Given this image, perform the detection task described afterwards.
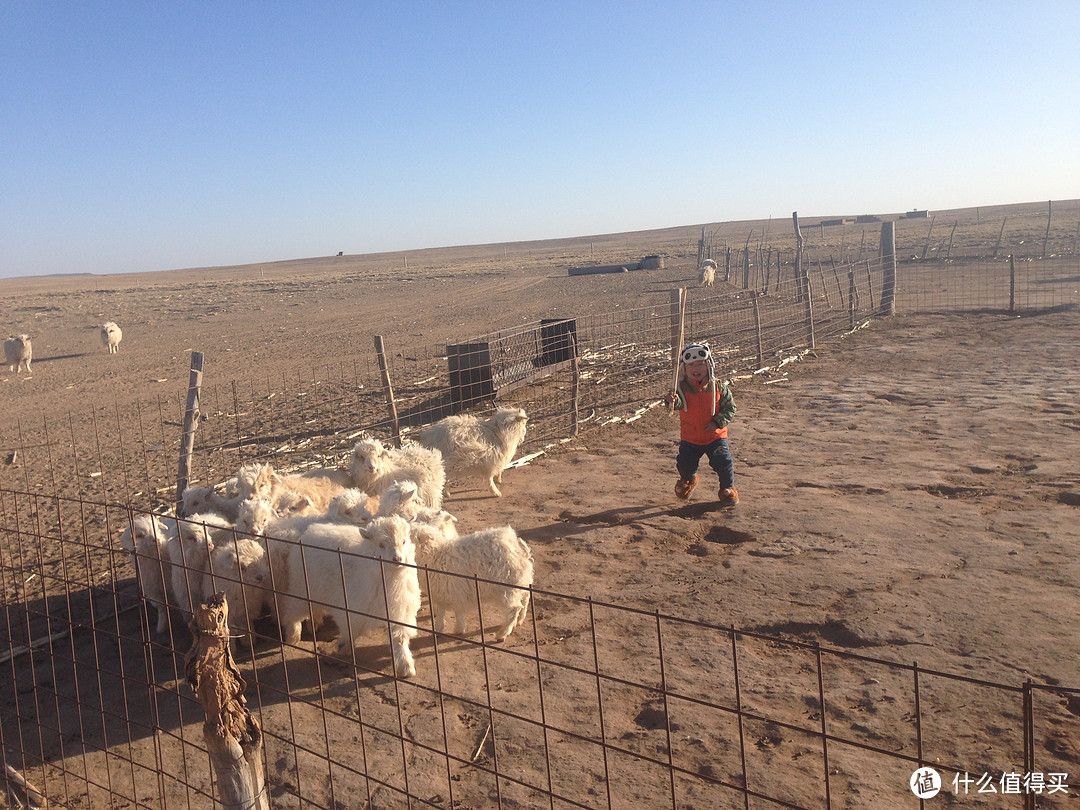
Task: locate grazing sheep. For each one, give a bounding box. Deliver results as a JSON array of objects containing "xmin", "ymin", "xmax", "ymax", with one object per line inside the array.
[
  {"xmin": 100, "ymin": 321, "xmax": 123, "ymax": 353},
  {"xmin": 262, "ymin": 516, "xmax": 421, "ymax": 678},
  {"xmin": 413, "ymin": 524, "xmax": 533, "ymax": 642},
  {"xmin": 419, "ymin": 407, "xmax": 528, "ymax": 496},
  {"xmin": 4, "ymin": 335, "xmax": 32, "ymax": 374},
  {"xmin": 349, "ymin": 436, "xmax": 446, "ymax": 508},
  {"xmin": 119, "ymin": 513, "xmax": 178, "ymax": 635},
  {"xmin": 699, "ymin": 259, "xmax": 717, "ymax": 287},
  {"xmin": 169, "ymin": 512, "xmax": 233, "ymax": 617}
]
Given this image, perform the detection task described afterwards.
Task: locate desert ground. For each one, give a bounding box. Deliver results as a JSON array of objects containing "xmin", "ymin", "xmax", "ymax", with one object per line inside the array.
[{"xmin": 2, "ymin": 203, "xmax": 1079, "ymax": 808}]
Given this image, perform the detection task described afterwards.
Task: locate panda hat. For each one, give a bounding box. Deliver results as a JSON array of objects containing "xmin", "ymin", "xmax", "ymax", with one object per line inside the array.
[{"xmin": 678, "ymin": 342, "xmax": 718, "ymax": 416}]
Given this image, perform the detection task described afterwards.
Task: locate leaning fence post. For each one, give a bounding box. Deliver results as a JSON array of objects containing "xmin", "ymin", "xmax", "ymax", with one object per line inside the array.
[
  {"xmin": 879, "ymin": 221, "xmax": 897, "ymax": 315},
  {"xmin": 185, "ymin": 593, "xmax": 269, "ymax": 810},
  {"xmin": 1009, "ymin": 254, "xmax": 1016, "ymax": 313},
  {"xmin": 373, "ymin": 335, "xmax": 401, "ymax": 448},
  {"xmin": 176, "ymin": 351, "xmax": 204, "ymax": 514}
]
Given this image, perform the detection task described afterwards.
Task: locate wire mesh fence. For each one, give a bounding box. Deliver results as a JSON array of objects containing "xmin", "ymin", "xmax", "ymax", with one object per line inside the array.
[
  {"xmin": 2, "ymin": 248, "xmax": 1079, "ymax": 808},
  {"xmin": 2, "ymin": 493, "xmax": 1078, "ymax": 808}
]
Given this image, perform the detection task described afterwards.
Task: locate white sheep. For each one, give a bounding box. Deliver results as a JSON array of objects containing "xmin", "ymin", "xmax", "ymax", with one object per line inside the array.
[
  {"xmin": 376, "ymin": 479, "xmax": 422, "ymax": 520},
  {"xmin": 349, "ymin": 436, "xmax": 445, "ymax": 508},
  {"xmin": 4, "ymin": 334, "xmax": 32, "ymax": 374},
  {"xmin": 119, "ymin": 513, "xmax": 178, "ymax": 635},
  {"xmin": 419, "ymin": 406, "xmax": 528, "ymax": 496},
  {"xmin": 413, "ymin": 524, "xmax": 533, "ymax": 642},
  {"xmin": 260, "ymin": 516, "xmax": 421, "ymax": 678},
  {"xmin": 100, "ymin": 321, "xmax": 123, "ymax": 353},
  {"xmin": 233, "ymin": 461, "xmax": 346, "ymax": 515},
  {"xmin": 205, "ymin": 534, "xmax": 271, "ymax": 645},
  {"xmin": 326, "ymin": 488, "xmax": 376, "ymax": 524},
  {"xmin": 181, "ymin": 485, "xmax": 243, "ymax": 521},
  {"xmin": 168, "ymin": 511, "xmax": 233, "ymax": 617},
  {"xmin": 699, "ymin": 259, "xmax": 717, "ymax": 287}
]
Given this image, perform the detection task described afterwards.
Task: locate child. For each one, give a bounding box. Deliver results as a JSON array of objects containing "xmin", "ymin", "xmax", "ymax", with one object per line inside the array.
[{"xmin": 665, "ymin": 342, "xmax": 738, "ymax": 505}]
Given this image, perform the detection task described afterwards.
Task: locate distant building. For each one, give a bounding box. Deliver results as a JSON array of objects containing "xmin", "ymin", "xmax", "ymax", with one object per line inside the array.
[{"xmin": 902, "ymin": 209, "xmax": 929, "ymax": 219}]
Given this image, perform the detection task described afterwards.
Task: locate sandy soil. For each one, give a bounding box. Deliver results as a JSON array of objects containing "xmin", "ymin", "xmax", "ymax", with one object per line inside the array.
[{"xmin": 2, "ymin": 216, "xmax": 1079, "ymax": 807}]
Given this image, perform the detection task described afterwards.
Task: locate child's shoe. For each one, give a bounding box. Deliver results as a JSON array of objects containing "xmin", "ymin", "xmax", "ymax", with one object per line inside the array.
[
  {"xmin": 675, "ymin": 474, "xmax": 699, "ymax": 500},
  {"xmin": 718, "ymin": 487, "xmax": 740, "ymax": 506}
]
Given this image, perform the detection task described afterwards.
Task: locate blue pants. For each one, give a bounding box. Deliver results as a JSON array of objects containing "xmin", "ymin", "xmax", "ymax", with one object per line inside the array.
[{"xmin": 676, "ymin": 438, "xmax": 734, "ymax": 489}]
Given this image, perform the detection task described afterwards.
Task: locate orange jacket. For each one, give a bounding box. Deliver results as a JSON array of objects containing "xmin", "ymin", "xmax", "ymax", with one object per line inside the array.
[{"xmin": 675, "ymin": 379, "xmax": 736, "ymax": 445}]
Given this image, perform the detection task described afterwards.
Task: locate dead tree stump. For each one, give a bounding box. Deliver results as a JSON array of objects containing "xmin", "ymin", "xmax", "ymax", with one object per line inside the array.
[{"xmin": 184, "ymin": 593, "xmax": 269, "ymax": 810}]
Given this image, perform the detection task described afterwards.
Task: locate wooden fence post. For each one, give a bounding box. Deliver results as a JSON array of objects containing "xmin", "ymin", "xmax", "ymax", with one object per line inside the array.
[
  {"xmin": 792, "ymin": 212, "xmax": 806, "ymax": 303},
  {"xmin": 1009, "ymin": 254, "xmax": 1016, "ymax": 313},
  {"xmin": 993, "ymin": 217, "xmax": 1007, "ymax": 259},
  {"xmin": 879, "ymin": 222, "xmax": 896, "ymax": 316},
  {"xmin": 752, "ymin": 292, "xmax": 764, "ymax": 369},
  {"xmin": 569, "ymin": 330, "xmax": 581, "ymax": 437},
  {"xmin": 185, "ymin": 593, "xmax": 269, "ymax": 810},
  {"xmin": 848, "ymin": 267, "xmax": 857, "ymax": 330},
  {"xmin": 176, "ymin": 351, "xmax": 204, "ymax": 514},
  {"xmin": 373, "ymin": 335, "xmax": 401, "ymax": 448}
]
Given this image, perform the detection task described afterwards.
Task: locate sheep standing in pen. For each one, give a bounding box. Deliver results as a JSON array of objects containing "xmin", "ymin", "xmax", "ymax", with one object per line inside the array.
[
  {"xmin": 413, "ymin": 523, "xmax": 533, "ymax": 642},
  {"xmin": 699, "ymin": 259, "xmax": 717, "ymax": 287},
  {"xmin": 4, "ymin": 335, "xmax": 32, "ymax": 373},
  {"xmin": 326, "ymin": 488, "xmax": 376, "ymax": 524},
  {"xmin": 205, "ymin": 535, "xmax": 271, "ymax": 646},
  {"xmin": 100, "ymin": 321, "xmax": 123, "ymax": 353},
  {"xmin": 348, "ymin": 436, "xmax": 446, "ymax": 508},
  {"xmin": 257, "ymin": 516, "xmax": 421, "ymax": 678},
  {"xmin": 419, "ymin": 406, "xmax": 528, "ymax": 497},
  {"xmin": 181, "ymin": 484, "xmax": 243, "ymax": 521},
  {"xmin": 119, "ymin": 513, "xmax": 178, "ymax": 635},
  {"xmin": 168, "ymin": 512, "xmax": 233, "ymax": 617},
  {"xmin": 233, "ymin": 461, "xmax": 347, "ymax": 516}
]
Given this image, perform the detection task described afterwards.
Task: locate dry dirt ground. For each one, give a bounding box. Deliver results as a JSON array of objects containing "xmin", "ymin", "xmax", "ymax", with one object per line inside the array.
[{"xmin": 2, "ymin": 228, "xmax": 1080, "ymax": 807}]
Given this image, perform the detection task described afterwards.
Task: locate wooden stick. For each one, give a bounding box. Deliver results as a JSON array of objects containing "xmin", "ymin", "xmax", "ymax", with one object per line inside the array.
[
  {"xmin": 5, "ymin": 764, "xmax": 48, "ymax": 808},
  {"xmin": 670, "ymin": 288, "xmax": 686, "ymax": 415}
]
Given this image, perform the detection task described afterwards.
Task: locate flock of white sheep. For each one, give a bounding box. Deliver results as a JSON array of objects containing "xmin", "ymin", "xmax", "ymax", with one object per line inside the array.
[
  {"xmin": 3, "ymin": 321, "xmax": 123, "ymax": 374},
  {"xmin": 120, "ymin": 406, "xmax": 532, "ymax": 679}
]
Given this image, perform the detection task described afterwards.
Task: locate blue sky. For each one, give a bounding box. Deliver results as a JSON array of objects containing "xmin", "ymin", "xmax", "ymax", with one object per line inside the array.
[{"xmin": 2, "ymin": 2, "xmax": 1078, "ymax": 279}]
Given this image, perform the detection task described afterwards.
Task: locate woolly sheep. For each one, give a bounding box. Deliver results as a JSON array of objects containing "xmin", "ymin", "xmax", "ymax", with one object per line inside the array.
[
  {"xmin": 699, "ymin": 259, "xmax": 717, "ymax": 287},
  {"xmin": 4, "ymin": 334, "xmax": 32, "ymax": 374},
  {"xmin": 233, "ymin": 461, "xmax": 346, "ymax": 515},
  {"xmin": 326, "ymin": 488, "xmax": 376, "ymax": 524},
  {"xmin": 169, "ymin": 512, "xmax": 233, "ymax": 617},
  {"xmin": 119, "ymin": 513, "xmax": 178, "ymax": 635},
  {"xmin": 205, "ymin": 535, "xmax": 271, "ymax": 645},
  {"xmin": 181, "ymin": 485, "xmax": 243, "ymax": 521},
  {"xmin": 376, "ymin": 479, "xmax": 422, "ymax": 520},
  {"xmin": 349, "ymin": 436, "xmax": 445, "ymax": 508},
  {"xmin": 100, "ymin": 321, "xmax": 123, "ymax": 353},
  {"xmin": 259, "ymin": 517, "xmax": 421, "ymax": 678},
  {"xmin": 413, "ymin": 524, "xmax": 533, "ymax": 642},
  {"xmin": 419, "ymin": 407, "xmax": 528, "ymax": 496}
]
